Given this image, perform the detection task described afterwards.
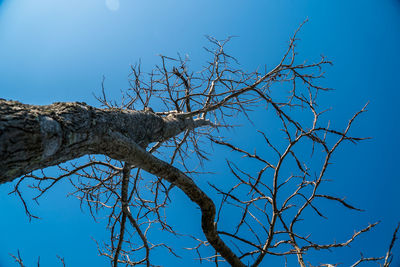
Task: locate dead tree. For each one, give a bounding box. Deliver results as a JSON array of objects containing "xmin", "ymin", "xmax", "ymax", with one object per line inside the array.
[{"xmin": 1, "ymin": 23, "xmax": 397, "ymax": 266}]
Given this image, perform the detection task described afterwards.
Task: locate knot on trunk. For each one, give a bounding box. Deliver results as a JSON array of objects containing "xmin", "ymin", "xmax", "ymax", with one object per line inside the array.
[{"xmin": 39, "ymin": 116, "xmax": 62, "ymax": 158}]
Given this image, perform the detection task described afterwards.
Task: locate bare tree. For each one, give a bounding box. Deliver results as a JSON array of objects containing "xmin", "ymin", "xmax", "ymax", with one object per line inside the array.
[{"xmin": 1, "ymin": 22, "xmax": 397, "ymax": 266}]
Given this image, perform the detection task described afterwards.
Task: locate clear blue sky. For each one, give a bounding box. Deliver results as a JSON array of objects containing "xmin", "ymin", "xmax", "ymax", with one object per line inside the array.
[{"xmin": 0, "ymin": 0, "xmax": 399, "ymax": 266}]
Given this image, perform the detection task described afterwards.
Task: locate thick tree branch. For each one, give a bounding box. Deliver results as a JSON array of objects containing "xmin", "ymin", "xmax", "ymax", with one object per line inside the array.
[{"xmin": 103, "ymin": 130, "xmax": 246, "ymax": 266}]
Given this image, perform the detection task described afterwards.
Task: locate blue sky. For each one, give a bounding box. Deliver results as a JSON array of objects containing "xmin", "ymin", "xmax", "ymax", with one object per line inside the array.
[{"xmin": 0, "ymin": 0, "xmax": 399, "ymax": 266}]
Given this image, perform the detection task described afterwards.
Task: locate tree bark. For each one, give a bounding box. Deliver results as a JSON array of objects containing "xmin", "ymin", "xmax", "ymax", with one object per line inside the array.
[{"xmin": 0, "ymin": 99, "xmax": 209, "ymax": 183}]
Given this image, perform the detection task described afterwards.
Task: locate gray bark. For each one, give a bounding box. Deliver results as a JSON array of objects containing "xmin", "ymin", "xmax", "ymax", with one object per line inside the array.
[{"xmin": 0, "ymin": 99, "xmax": 208, "ymax": 183}]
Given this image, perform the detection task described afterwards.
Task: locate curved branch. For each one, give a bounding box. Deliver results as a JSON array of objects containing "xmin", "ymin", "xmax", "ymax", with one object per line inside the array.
[{"xmin": 104, "ymin": 131, "xmax": 245, "ymax": 267}]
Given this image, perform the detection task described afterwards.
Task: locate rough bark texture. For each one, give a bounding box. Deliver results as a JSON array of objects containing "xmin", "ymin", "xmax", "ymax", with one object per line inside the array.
[{"xmin": 0, "ymin": 99, "xmax": 206, "ymax": 183}]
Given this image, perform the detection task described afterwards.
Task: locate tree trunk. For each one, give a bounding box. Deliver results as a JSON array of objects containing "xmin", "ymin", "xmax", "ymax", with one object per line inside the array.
[{"xmin": 0, "ymin": 99, "xmax": 207, "ymax": 183}]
